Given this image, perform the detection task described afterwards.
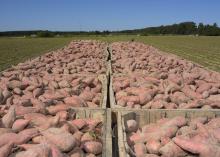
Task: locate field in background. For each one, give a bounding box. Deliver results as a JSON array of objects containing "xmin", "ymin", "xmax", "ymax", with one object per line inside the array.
[
  {"xmin": 0, "ymin": 37, "xmax": 72, "ymax": 71},
  {"xmin": 0, "ymin": 35, "xmax": 220, "ymax": 72}
]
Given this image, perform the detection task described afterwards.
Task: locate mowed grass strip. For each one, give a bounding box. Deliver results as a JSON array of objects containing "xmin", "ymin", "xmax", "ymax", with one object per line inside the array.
[{"xmin": 0, "ymin": 35, "xmax": 219, "ymax": 72}]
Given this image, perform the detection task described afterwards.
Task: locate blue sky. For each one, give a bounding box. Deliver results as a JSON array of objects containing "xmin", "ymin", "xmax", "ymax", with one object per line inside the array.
[{"xmin": 0, "ymin": 0, "xmax": 219, "ymax": 31}]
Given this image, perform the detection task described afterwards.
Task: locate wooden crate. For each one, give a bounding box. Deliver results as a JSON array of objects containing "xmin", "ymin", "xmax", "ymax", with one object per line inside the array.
[{"xmin": 116, "ymin": 109, "xmax": 220, "ymax": 157}]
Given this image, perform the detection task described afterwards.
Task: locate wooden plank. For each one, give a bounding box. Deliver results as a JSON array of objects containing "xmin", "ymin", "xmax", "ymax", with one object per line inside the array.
[{"xmin": 105, "ymin": 109, "xmax": 112, "ymax": 157}]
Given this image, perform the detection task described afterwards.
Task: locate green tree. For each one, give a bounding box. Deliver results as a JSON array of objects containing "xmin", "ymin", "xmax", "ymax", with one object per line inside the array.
[{"xmin": 37, "ymin": 31, "xmax": 54, "ymax": 37}]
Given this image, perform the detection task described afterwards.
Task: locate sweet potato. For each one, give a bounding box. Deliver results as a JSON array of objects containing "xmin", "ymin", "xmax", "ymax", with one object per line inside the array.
[
  {"xmin": 207, "ymin": 94, "xmax": 220, "ymax": 102},
  {"xmin": 150, "ymin": 100, "xmax": 166, "ymax": 109},
  {"xmin": 170, "ymin": 92, "xmax": 189, "ymax": 105},
  {"xmin": 134, "ymin": 143, "xmax": 146, "ymax": 157},
  {"xmin": 48, "ymin": 142, "xmax": 64, "ymax": 157},
  {"xmin": 81, "ymin": 132, "xmax": 95, "ymax": 143},
  {"xmin": 12, "ymin": 119, "xmax": 29, "ymax": 132},
  {"xmin": 159, "ymin": 141, "xmax": 187, "ymax": 157},
  {"xmin": 33, "ymin": 88, "xmax": 44, "ymax": 98},
  {"xmin": 46, "ymin": 104, "xmax": 70, "ymax": 115},
  {"xmin": 1, "ymin": 89, "xmax": 11, "ymax": 104},
  {"xmin": 115, "ymin": 91, "xmax": 127, "ymax": 101},
  {"xmin": 79, "ymin": 90, "xmax": 95, "ymax": 101},
  {"xmin": 17, "ymin": 143, "xmax": 37, "ymax": 150},
  {"xmin": 0, "ymin": 128, "xmax": 38, "ymax": 147},
  {"xmin": 1, "ymin": 106, "xmax": 16, "ymax": 128},
  {"xmin": 83, "ymin": 141, "xmax": 102, "ymax": 155},
  {"xmin": 173, "ymin": 136, "xmax": 220, "ymax": 157},
  {"xmin": 182, "ymin": 86, "xmax": 202, "ymax": 99},
  {"xmin": 73, "ymin": 131, "xmax": 83, "ymax": 146},
  {"xmin": 179, "ymin": 100, "xmax": 203, "ymax": 109},
  {"xmin": 0, "ymin": 142, "xmax": 13, "ymax": 157},
  {"xmin": 126, "ymin": 120, "xmax": 138, "ymax": 132},
  {"xmin": 207, "ymin": 117, "xmax": 220, "ymax": 129},
  {"xmin": 15, "ymin": 106, "xmax": 39, "ymax": 116},
  {"xmin": 160, "ymin": 136, "xmax": 171, "ymax": 146},
  {"xmin": 64, "ymin": 96, "xmax": 87, "ymax": 107},
  {"xmin": 7, "ymin": 80, "xmax": 28, "ymax": 90},
  {"xmin": 144, "ymin": 154, "xmax": 159, "ymax": 157},
  {"xmin": 189, "ymin": 117, "xmax": 208, "ymax": 129},
  {"xmin": 87, "ymin": 102, "xmax": 98, "ymax": 108},
  {"xmin": 42, "ymin": 127, "xmax": 76, "ymax": 152},
  {"xmin": 56, "ymin": 111, "xmax": 68, "ymax": 122},
  {"xmin": 91, "ymin": 84, "xmax": 102, "ymax": 93},
  {"xmin": 17, "ymin": 128, "xmax": 39, "ymax": 144},
  {"xmin": 146, "ymin": 139, "xmax": 161, "ymax": 154},
  {"xmin": 83, "ymin": 77, "xmax": 95, "ymax": 85},
  {"xmin": 121, "ymin": 96, "xmax": 140, "ymax": 104},
  {"xmin": 0, "ymin": 128, "xmax": 13, "ymax": 136},
  {"xmin": 15, "ymin": 143, "xmax": 51, "ymax": 157},
  {"xmin": 58, "ymin": 80, "xmax": 71, "ymax": 88},
  {"xmin": 168, "ymin": 74, "xmax": 182, "ymax": 85},
  {"xmin": 32, "ymin": 135, "xmax": 45, "ymax": 144},
  {"xmin": 139, "ymin": 90, "xmax": 156, "ymax": 105},
  {"xmin": 164, "ymin": 116, "xmax": 187, "ymax": 127},
  {"xmin": 176, "ymin": 126, "xmax": 193, "ymax": 136},
  {"xmin": 24, "ymin": 113, "xmax": 47, "ymax": 126},
  {"xmin": 13, "ymin": 87, "xmax": 22, "ymax": 95},
  {"xmin": 196, "ymin": 83, "xmax": 212, "ymax": 94},
  {"xmin": 0, "ymin": 133, "xmax": 17, "ymax": 147},
  {"xmin": 69, "ymin": 147, "xmax": 84, "ymax": 157},
  {"xmin": 71, "ymin": 119, "xmax": 87, "ymax": 130}
]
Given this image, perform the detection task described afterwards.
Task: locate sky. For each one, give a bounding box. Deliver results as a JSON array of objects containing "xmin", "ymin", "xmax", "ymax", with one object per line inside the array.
[{"xmin": 0, "ymin": 0, "xmax": 219, "ymax": 31}]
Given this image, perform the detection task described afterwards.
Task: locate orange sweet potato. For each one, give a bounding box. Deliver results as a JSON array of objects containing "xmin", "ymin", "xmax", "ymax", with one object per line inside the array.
[
  {"xmin": 83, "ymin": 141, "xmax": 102, "ymax": 155},
  {"xmin": 15, "ymin": 143, "xmax": 51, "ymax": 157},
  {"xmin": 12, "ymin": 119, "xmax": 29, "ymax": 132},
  {"xmin": 126, "ymin": 120, "xmax": 138, "ymax": 132},
  {"xmin": 79, "ymin": 90, "xmax": 95, "ymax": 101},
  {"xmin": 71, "ymin": 119, "xmax": 87, "ymax": 130},
  {"xmin": 146, "ymin": 139, "xmax": 161, "ymax": 154},
  {"xmin": 46, "ymin": 104, "xmax": 70, "ymax": 115},
  {"xmin": 1, "ymin": 106, "xmax": 16, "ymax": 128},
  {"xmin": 81, "ymin": 132, "xmax": 95, "ymax": 143},
  {"xmin": 0, "ymin": 142, "xmax": 13, "ymax": 157},
  {"xmin": 42, "ymin": 127, "xmax": 76, "ymax": 152},
  {"xmin": 134, "ymin": 143, "xmax": 146, "ymax": 157},
  {"xmin": 159, "ymin": 141, "xmax": 187, "ymax": 157},
  {"xmin": 64, "ymin": 96, "xmax": 87, "ymax": 107}
]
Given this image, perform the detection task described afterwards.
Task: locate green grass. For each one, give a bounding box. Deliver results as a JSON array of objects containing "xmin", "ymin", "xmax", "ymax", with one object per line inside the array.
[
  {"xmin": 0, "ymin": 35, "xmax": 220, "ymax": 72},
  {"xmin": 0, "ymin": 37, "xmax": 74, "ymax": 71}
]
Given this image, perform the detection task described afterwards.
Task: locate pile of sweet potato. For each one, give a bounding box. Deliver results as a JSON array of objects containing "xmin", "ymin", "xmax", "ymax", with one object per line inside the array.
[
  {"xmin": 0, "ymin": 74, "xmax": 103, "ymax": 109},
  {"xmin": 111, "ymin": 41, "xmax": 220, "ymax": 109},
  {"xmin": 0, "ymin": 107, "xmax": 103, "ymax": 157},
  {"xmin": 113, "ymin": 74, "xmax": 220, "ymax": 109},
  {"xmin": 1, "ymin": 40, "xmax": 107, "ymax": 76},
  {"xmin": 111, "ymin": 42, "xmax": 220, "ymax": 82},
  {"xmin": 0, "ymin": 40, "xmax": 107, "ymax": 156},
  {"xmin": 125, "ymin": 116, "xmax": 220, "ymax": 157},
  {"xmin": 111, "ymin": 42, "xmax": 198, "ymax": 75}
]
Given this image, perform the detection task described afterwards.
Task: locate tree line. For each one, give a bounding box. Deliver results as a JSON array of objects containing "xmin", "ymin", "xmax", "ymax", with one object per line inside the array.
[
  {"xmin": 0, "ymin": 22, "xmax": 220, "ymax": 37},
  {"xmin": 122, "ymin": 22, "xmax": 220, "ymax": 36}
]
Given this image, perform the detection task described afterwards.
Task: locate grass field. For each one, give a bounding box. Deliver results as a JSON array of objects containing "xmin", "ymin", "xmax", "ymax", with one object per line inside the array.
[{"xmin": 0, "ymin": 35, "xmax": 220, "ymax": 72}]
